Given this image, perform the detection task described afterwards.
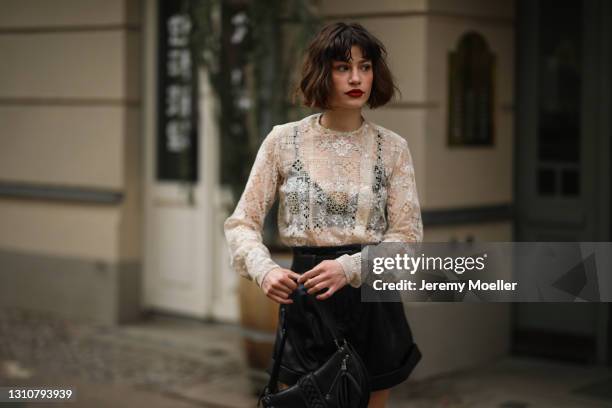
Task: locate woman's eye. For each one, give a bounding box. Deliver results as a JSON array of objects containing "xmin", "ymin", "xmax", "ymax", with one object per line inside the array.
[{"xmin": 334, "ymin": 64, "xmax": 371, "ymax": 72}]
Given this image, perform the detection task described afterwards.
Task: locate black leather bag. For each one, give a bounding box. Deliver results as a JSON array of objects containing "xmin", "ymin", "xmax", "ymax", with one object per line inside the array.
[{"xmin": 258, "ymin": 300, "xmax": 371, "ymax": 407}]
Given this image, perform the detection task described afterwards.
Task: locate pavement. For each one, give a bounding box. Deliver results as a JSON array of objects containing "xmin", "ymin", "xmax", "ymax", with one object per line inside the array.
[{"xmin": 1, "ymin": 306, "xmax": 611, "ymax": 407}]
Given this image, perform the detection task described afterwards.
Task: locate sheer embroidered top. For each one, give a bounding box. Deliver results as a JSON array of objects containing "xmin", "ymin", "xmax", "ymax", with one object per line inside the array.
[{"xmin": 224, "ymin": 112, "xmax": 423, "ymax": 288}]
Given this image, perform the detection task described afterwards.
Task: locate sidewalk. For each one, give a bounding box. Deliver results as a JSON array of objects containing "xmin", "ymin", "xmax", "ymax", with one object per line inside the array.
[{"xmin": 1, "ymin": 307, "xmax": 611, "ymax": 407}]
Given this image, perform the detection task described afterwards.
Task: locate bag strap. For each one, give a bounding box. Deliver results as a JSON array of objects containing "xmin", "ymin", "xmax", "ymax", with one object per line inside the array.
[
  {"xmin": 263, "ymin": 296, "xmax": 345, "ymax": 398},
  {"xmin": 262, "ymin": 304, "xmax": 287, "ymax": 397},
  {"xmin": 310, "ymin": 297, "xmax": 346, "ymax": 348}
]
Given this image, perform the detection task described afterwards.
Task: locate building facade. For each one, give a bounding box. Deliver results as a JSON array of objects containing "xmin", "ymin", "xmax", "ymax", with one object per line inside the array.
[{"xmin": 1, "ymin": 0, "xmax": 610, "ymax": 380}]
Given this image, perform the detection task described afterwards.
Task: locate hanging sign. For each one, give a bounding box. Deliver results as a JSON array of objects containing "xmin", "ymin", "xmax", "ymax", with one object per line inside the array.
[{"xmin": 157, "ymin": 0, "xmax": 199, "ymax": 181}]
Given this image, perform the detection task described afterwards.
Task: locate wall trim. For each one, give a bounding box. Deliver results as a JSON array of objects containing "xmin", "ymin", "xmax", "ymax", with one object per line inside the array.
[
  {"xmin": 0, "ymin": 182, "xmax": 124, "ymax": 205},
  {"xmin": 386, "ymin": 101, "xmax": 440, "ymax": 109},
  {"xmin": 321, "ymin": 11, "xmax": 514, "ymax": 25},
  {"xmin": 422, "ymin": 204, "xmax": 514, "ymax": 226},
  {"xmin": 374, "ymin": 101, "xmax": 514, "ymax": 110},
  {"xmin": 0, "ymin": 24, "xmax": 141, "ymax": 35},
  {"xmin": 0, "ymin": 98, "xmax": 140, "ymax": 107}
]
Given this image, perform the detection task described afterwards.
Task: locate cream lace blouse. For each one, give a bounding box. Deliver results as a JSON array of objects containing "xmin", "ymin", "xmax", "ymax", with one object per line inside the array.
[{"xmin": 224, "ymin": 112, "xmax": 423, "ymax": 288}]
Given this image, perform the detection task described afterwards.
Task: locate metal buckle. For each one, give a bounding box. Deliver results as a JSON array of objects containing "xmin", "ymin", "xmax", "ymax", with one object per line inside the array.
[{"xmin": 334, "ymin": 338, "xmax": 347, "ymax": 349}]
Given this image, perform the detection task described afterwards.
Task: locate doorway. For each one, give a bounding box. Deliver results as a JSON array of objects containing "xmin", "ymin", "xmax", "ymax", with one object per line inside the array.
[{"xmin": 514, "ymin": 0, "xmax": 611, "ymax": 364}]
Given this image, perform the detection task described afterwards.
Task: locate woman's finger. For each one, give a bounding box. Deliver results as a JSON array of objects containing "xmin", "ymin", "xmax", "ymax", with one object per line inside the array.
[
  {"xmin": 272, "ymin": 281, "xmax": 292, "ymax": 294},
  {"xmin": 268, "ymin": 287, "xmax": 292, "ymax": 299},
  {"xmin": 268, "ymin": 293, "xmax": 293, "ymax": 304},
  {"xmin": 297, "ymin": 265, "xmax": 323, "ymax": 283},
  {"xmin": 287, "ymin": 271, "xmax": 301, "ymax": 281},
  {"xmin": 271, "ymin": 276, "xmax": 295, "ymax": 293},
  {"xmin": 280, "ymin": 275, "xmax": 298, "ymax": 290},
  {"xmin": 270, "ymin": 285, "xmax": 292, "ymax": 297},
  {"xmin": 304, "ymin": 272, "xmax": 327, "ymax": 289},
  {"xmin": 316, "ymin": 286, "xmax": 336, "ymax": 300},
  {"xmin": 307, "ymin": 280, "xmax": 330, "ymax": 295}
]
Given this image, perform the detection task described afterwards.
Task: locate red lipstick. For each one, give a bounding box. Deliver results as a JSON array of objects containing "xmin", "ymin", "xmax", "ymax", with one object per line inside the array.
[{"xmin": 345, "ymin": 89, "xmax": 364, "ymax": 97}]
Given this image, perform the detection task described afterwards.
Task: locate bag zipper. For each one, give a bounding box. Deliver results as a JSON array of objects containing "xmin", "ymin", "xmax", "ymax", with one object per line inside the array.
[{"xmin": 325, "ymin": 354, "xmax": 349, "ymax": 399}]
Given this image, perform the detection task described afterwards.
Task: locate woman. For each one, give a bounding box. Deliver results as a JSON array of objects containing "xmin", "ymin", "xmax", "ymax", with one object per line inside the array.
[{"xmin": 224, "ymin": 22, "xmax": 423, "ymax": 407}]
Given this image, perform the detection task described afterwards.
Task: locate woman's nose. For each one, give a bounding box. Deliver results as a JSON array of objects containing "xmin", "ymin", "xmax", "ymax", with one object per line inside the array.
[{"xmin": 349, "ymin": 69, "xmax": 361, "ymax": 84}]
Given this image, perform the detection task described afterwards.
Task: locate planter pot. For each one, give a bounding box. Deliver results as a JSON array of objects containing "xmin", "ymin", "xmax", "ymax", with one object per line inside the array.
[{"xmin": 238, "ymin": 252, "xmax": 292, "ymax": 394}]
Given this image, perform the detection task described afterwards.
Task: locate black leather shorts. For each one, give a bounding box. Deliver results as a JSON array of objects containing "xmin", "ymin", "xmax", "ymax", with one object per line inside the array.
[{"xmin": 266, "ymin": 244, "xmax": 422, "ymax": 391}]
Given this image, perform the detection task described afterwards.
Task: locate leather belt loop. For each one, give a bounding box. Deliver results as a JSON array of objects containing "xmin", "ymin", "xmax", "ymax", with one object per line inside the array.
[
  {"xmin": 305, "ymin": 254, "xmax": 317, "ymax": 270},
  {"xmin": 292, "ymin": 253, "xmax": 317, "ymax": 273}
]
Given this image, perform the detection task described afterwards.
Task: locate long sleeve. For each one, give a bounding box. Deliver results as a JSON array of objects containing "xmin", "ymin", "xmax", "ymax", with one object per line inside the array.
[
  {"xmin": 224, "ymin": 127, "xmax": 282, "ymax": 288},
  {"xmin": 336, "ymin": 138, "xmax": 423, "ymax": 287},
  {"xmin": 380, "ymin": 139, "xmax": 423, "ymax": 244}
]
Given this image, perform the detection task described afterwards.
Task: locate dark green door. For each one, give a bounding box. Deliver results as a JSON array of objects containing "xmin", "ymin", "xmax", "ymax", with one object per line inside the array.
[{"xmin": 515, "ymin": 0, "xmax": 612, "ymax": 364}]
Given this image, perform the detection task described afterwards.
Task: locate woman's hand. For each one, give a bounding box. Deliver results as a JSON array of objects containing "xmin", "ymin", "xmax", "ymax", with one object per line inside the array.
[
  {"xmin": 261, "ymin": 268, "xmax": 300, "ymax": 304},
  {"xmin": 297, "ymin": 260, "xmax": 348, "ymax": 300}
]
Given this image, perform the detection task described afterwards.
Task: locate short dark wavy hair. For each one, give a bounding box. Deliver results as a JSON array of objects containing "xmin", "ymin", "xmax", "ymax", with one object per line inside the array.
[{"xmin": 293, "ymin": 22, "xmax": 399, "ymax": 110}]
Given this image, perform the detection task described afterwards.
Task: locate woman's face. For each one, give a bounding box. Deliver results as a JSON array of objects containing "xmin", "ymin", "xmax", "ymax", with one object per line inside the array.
[{"xmin": 327, "ymin": 45, "xmax": 373, "ymax": 110}]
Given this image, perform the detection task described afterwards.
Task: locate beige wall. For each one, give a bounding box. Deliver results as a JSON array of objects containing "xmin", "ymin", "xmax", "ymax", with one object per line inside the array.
[
  {"xmin": 428, "ymin": 0, "xmax": 514, "ymax": 19},
  {"xmin": 425, "ymin": 9, "xmax": 514, "ymax": 210},
  {"xmin": 0, "ymin": 106, "xmax": 124, "ymax": 189},
  {"xmin": 0, "ymin": 0, "xmax": 142, "ymax": 263},
  {"xmin": 0, "ymin": 0, "xmax": 140, "ymax": 28},
  {"xmin": 320, "ymin": 0, "xmax": 428, "ymax": 15},
  {"xmin": 0, "ymin": 31, "xmax": 139, "ymax": 100},
  {"xmin": 319, "ymin": 0, "xmax": 514, "ymax": 18}
]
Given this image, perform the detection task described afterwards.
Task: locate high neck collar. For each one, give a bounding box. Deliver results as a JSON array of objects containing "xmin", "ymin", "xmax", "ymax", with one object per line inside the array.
[{"xmin": 313, "ymin": 112, "xmax": 369, "ymax": 136}]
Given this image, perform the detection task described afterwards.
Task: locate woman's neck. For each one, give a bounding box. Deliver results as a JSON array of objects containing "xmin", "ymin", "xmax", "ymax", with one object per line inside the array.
[{"xmin": 319, "ymin": 109, "xmax": 364, "ymax": 132}]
